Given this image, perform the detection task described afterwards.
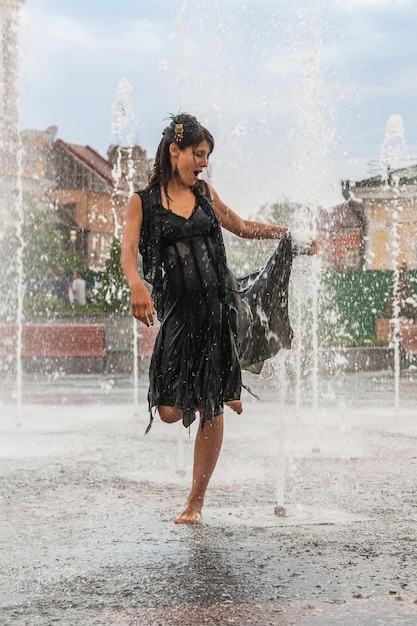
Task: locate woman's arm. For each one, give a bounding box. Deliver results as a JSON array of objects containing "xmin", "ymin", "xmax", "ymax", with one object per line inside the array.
[
  {"xmin": 121, "ymin": 194, "xmax": 154, "ymax": 326},
  {"xmin": 208, "ymin": 183, "xmax": 317, "ymax": 254},
  {"xmin": 208, "ymin": 183, "xmax": 288, "ymax": 240}
]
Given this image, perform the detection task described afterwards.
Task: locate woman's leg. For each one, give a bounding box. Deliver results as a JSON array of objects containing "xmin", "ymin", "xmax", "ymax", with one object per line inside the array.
[
  {"xmin": 175, "ymin": 411, "xmax": 224, "ymax": 524},
  {"xmin": 225, "ymin": 400, "xmax": 242, "ymax": 414},
  {"xmin": 158, "ymin": 405, "xmax": 184, "ymax": 424}
]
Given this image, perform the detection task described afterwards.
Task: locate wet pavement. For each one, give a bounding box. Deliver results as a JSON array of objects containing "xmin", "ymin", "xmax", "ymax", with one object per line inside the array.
[{"xmin": 1, "ymin": 369, "xmax": 417, "ymax": 625}]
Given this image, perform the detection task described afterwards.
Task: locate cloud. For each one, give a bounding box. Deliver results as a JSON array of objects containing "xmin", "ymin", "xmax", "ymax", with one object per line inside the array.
[
  {"xmin": 19, "ymin": 1, "xmax": 181, "ymax": 149},
  {"xmin": 16, "ymin": 0, "xmax": 417, "ymax": 212},
  {"xmin": 20, "ymin": 7, "xmax": 172, "ymax": 82}
]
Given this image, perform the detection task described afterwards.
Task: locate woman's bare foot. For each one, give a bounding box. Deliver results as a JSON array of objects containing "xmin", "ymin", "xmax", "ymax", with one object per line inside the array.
[
  {"xmin": 174, "ymin": 412, "xmax": 223, "ymax": 526},
  {"xmin": 225, "ymin": 400, "xmax": 243, "ymax": 414},
  {"xmin": 174, "ymin": 503, "xmax": 202, "ymax": 524}
]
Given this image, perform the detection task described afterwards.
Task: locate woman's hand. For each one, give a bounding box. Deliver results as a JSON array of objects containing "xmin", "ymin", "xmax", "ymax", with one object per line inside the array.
[
  {"xmin": 130, "ymin": 282, "xmax": 154, "ymax": 326},
  {"xmin": 121, "ymin": 194, "xmax": 154, "ymax": 325},
  {"xmin": 306, "ymin": 239, "xmax": 318, "ymax": 255}
]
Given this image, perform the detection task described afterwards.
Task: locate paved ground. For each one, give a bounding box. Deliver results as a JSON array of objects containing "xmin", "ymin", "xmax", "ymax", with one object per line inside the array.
[{"xmin": 1, "ymin": 370, "xmax": 417, "ymax": 625}]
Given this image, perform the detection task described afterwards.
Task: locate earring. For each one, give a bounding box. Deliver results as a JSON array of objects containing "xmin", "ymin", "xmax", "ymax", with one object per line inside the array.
[{"xmin": 174, "ymin": 163, "xmax": 179, "ymax": 177}]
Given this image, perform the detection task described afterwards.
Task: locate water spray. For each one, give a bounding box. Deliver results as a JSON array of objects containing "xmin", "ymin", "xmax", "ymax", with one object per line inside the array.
[{"xmin": 110, "ymin": 78, "xmax": 140, "ymax": 413}]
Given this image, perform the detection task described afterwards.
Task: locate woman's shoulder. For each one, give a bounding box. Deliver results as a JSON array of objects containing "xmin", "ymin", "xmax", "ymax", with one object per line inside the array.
[
  {"xmin": 137, "ymin": 183, "xmax": 156, "ymax": 198},
  {"xmin": 137, "ymin": 184, "xmax": 162, "ymax": 208}
]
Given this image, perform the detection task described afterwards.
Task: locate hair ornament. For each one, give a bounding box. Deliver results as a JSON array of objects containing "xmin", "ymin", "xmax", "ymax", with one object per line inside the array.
[{"xmin": 174, "ymin": 123, "xmax": 184, "ymax": 143}]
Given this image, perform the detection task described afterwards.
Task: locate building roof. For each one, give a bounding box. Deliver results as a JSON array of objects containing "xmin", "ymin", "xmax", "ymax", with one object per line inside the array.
[
  {"xmin": 344, "ymin": 163, "xmax": 417, "ymax": 190},
  {"xmin": 52, "ymin": 139, "xmax": 130, "ymax": 191},
  {"xmin": 317, "ymin": 202, "xmax": 365, "ymax": 232}
]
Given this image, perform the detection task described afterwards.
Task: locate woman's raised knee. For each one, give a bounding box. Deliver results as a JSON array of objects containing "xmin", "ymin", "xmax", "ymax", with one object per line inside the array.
[{"xmin": 158, "ymin": 405, "xmax": 183, "ymax": 423}]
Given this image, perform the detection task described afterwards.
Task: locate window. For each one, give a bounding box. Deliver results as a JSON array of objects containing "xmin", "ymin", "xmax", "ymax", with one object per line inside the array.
[
  {"xmin": 345, "ymin": 247, "xmax": 360, "ymax": 269},
  {"xmin": 57, "ymin": 203, "xmax": 77, "ymax": 227},
  {"xmin": 319, "ymin": 247, "xmax": 334, "ymax": 269}
]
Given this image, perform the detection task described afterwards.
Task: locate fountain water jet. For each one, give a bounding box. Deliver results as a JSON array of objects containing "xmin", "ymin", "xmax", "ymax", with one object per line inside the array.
[
  {"xmin": 386, "ymin": 175, "xmax": 402, "ymax": 411},
  {"xmin": 111, "ymin": 78, "xmax": 140, "ymax": 412},
  {"xmin": 378, "ymin": 114, "xmax": 416, "ymax": 411},
  {"xmin": 288, "ymin": 2, "xmax": 332, "ymax": 416},
  {"xmin": 0, "ymin": 0, "xmax": 25, "ymax": 410},
  {"xmin": 274, "ymin": 350, "xmax": 290, "ymax": 516},
  {"xmin": 13, "ymin": 101, "xmax": 25, "ymax": 416}
]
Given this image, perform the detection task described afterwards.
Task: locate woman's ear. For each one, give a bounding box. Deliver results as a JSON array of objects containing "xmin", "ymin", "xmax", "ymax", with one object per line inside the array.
[{"xmin": 169, "ymin": 143, "xmax": 180, "ymax": 158}]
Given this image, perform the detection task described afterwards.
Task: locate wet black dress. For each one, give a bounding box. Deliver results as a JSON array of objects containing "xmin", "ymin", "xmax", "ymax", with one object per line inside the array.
[{"xmin": 138, "ymin": 184, "xmax": 293, "ymax": 431}]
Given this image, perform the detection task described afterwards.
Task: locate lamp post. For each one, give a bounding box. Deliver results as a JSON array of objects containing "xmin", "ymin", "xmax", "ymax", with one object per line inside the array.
[{"xmin": 69, "ymin": 228, "xmax": 77, "ymax": 253}]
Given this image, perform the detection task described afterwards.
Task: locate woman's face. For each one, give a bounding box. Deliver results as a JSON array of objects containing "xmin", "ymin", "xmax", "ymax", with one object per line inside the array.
[{"xmin": 175, "ymin": 140, "xmax": 211, "ymax": 186}]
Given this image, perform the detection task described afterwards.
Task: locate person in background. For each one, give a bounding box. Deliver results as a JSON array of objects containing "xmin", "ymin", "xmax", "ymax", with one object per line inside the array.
[
  {"xmin": 42, "ymin": 268, "xmax": 56, "ymax": 296},
  {"xmin": 71, "ymin": 270, "xmax": 86, "ymax": 305},
  {"xmin": 55, "ymin": 267, "xmax": 70, "ymax": 304}
]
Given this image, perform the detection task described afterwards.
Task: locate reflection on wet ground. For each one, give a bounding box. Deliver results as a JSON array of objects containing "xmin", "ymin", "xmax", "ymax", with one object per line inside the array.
[{"xmin": 1, "ymin": 369, "xmax": 417, "ymax": 624}]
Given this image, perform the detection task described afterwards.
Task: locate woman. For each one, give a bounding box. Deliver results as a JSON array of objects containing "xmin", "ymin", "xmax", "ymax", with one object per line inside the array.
[{"xmin": 121, "ymin": 113, "xmax": 316, "ymax": 524}]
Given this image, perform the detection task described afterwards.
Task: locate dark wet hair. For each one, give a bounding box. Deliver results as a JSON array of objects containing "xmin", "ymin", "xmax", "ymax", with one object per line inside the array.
[{"xmin": 149, "ymin": 113, "xmax": 214, "ymax": 194}]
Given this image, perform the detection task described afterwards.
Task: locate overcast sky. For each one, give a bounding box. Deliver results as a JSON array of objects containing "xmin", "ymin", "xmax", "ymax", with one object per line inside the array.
[{"xmin": 18, "ymin": 0, "xmax": 417, "ymax": 216}]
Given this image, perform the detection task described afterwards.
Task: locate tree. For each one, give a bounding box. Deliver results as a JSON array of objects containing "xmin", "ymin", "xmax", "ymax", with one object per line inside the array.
[
  {"xmin": 256, "ymin": 199, "xmax": 303, "ymax": 227},
  {"xmin": 101, "ymin": 237, "xmax": 132, "ymax": 314},
  {"xmin": 386, "ymin": 261, "xmax": 417, "ymax": 321},
  {"xmin": 0, "ymin": 199, "xmax": 87, "ymax": 318},
  {"xmin": 342, "ymin": 181, "xmax": 366, "ymax": 270},
  {"xmin": 225, "ymin": 199, "xmax": 303, "ymax": 276},
  {"xmin": 21, "ymin": 200, "xmax": 87, "ymax": 281}
]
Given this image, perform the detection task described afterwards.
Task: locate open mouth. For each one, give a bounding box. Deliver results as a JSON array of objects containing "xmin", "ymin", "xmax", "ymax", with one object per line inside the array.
[{"xmin": 194, "ymin": 170, "xmax": 201, "ymax": 178}]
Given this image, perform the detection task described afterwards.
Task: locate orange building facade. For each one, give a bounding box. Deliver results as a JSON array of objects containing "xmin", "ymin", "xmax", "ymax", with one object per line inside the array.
[
  {"xmin": 17, "ymin": 128, "xmax": 151, "ymax": 269},
  {"xmin": 316, "ymin": 202, "xmax": 364, "ymax": 270},
  {"xmin": 342, "ymin": 166, "xmax": 417, "ymax": 270}
]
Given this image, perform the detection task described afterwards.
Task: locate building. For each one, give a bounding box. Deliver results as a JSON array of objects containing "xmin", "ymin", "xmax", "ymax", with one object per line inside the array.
[
  {"xmin": 47, "ymin": 137, "xmax": 151, "ymax": 268},
  {"xmin": 342, "ymin": 165, "xmax": 417, "ymax": 270},
  {"xmin": 0, "ymin": 0, "xmax": 153, "ymax": 270},
  {"xmin": 316, "ymin": 202, "xmax": 364, "ymax": 270},
  {"xmin": 6, "ymin": 126, "xmax": 151, "ymax": 270}
]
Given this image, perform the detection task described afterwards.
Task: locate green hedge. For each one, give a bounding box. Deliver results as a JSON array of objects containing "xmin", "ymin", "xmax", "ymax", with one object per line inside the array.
[
  {"xmin": 20, "ymin": 267, "xmax": 417, "ymax": 341},
  {"xmin": 318, "ymin": 270, "xmax": 417, "ymax": 342}
]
